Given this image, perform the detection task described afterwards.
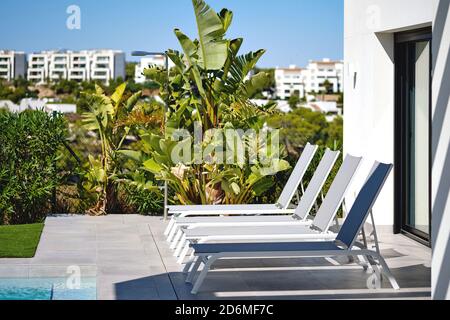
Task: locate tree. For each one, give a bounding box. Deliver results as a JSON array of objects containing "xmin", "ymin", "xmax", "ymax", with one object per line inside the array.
[
  {"xmin": 126, "ymin": 62, "xmax": 137, "ymax": 81},
  {"xmin": 321, "ymin": 79, "xmax": 334, "ymax": 94},
  {"xmin": 81, "ymin": 83, "xmax": 143, "ymax": 215},
  {"xmin": 52, "ymin": 79, "xmax": 80, "ymax": 95},
  {"xmin": 122, "ymin": 0, "xmax": 290, "ymax": 205},
  {"xmin": 267, "ymin": 107, "xmax": 338, "ymax": 158},
  {"xmin": 0, "ymin": 79, "xmax": 38, "ymax": 103},
  {"xmin": 288, "ymin": 93, "xmax": 300, "ymax": 109}
]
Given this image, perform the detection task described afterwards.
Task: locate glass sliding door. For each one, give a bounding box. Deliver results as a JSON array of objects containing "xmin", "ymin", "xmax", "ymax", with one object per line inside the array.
[
  {"xmin": 408, "ymin": 40, "xmax": 430, "ymax": 235},
  {"xmin": 395, "ymin": 28, "xmax": 431, "ymax": 244}
]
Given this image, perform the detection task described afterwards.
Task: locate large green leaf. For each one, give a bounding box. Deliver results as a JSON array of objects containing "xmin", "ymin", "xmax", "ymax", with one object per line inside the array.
[
  {"xmin": 174, "ymin": 29, "xmax": 206, "ymax": 97},
  {"xmin": 174, "ymin": 29, "xmax": 198, "ymax": 63},
  {"xmin": 95, "ymin": 84, "xmax": 104, "ymax": 95},
  {"xmin": 218, "ymin": 8, "xmax": 233, "ymax": 32},
  {"xmin": 125, "ymin": 91, "xmax": 142, "ymax": 113},
  {"xmin": 226, "ymin": 49, "xmax": 266, "ymax": 91},
  {"xmin": 141, "ymin": 133, "xmax": 163, "ymax": 153},
  {"xmin": 252, "ymin": 177, "xmax": 275, "ymax": 196},
  {"xmin": 192, "ymin": 0, "xmax": 228, "ymax": 70},
  {"xmin": 223, "ymin": 38, "xmax": 243, "ymax": 77},
  {"xmin": 117, "ymin": 150, "xmax": 142, "ymax": 162},
  {"xmin": 167, "ymin": 49, "xmax": 187, "ymax": 73},
  {"xmin": 143, "ymin": 158, "xmax": 163, "ymax": 174},
  {"xmin": 259, "ymin": 159, "xmax": 291, "ymax": 176},
  {"xmin": 242, "ymin": 72, "xmax": 271, "ymax": 97},
  {"xmin": 111, "ymin": 82, "xmax": 127, "ymax": 105},
  {"xmin": 81, "ymin": 112, "xmax": 100, "ymax": 131}
]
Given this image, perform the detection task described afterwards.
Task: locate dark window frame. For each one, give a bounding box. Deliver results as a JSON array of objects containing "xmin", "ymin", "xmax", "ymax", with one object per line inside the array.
[{"xmin": 394, "ymin": 27, "xmax": 432, "ymax": 246}]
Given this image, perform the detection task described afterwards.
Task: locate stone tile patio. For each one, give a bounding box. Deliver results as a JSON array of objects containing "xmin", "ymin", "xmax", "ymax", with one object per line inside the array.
[{"xmin": 0, "ymin": 214, "xmax": 431, "ymax": 300}]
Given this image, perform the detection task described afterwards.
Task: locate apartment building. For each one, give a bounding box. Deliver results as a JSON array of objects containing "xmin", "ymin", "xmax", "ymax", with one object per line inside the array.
[
  {"xmin": 274, "ymin": 65, "xmax": 305, "ymax": 100},
  {"xmin": 27, "ymin": 52, "xmax": 50, "ymax": 83},
  {"xmin": 0, "ymin": 50, "xmax": 26, "ymax": 81},
  {"xmin": 68, "ymin": 51, "xmax": 91, "ymax": 82},
  {"xmin": 134, "ymin": 55, "xmax": 173, "ymax": 83},
  {"xmin": 344, "ymin": 0, "xmax": 450, "ymax": 300},
  {"xmin": 90, "ymin": 50, "xmax": 126, "ymax": 84},
  {"xmin": 49, "ymin": 52, "xmax": 69, "ymax": 81},
  {"xmin": 301, "ymin": 58, "xmax": 344, "ymax": 93},
  {"xmin": 275, "ymin": 59, "xmax": 343, "ymax": 100},
  {"xmin": 27, "ymin": 50, "xmax": 126, "ymax": 84}
]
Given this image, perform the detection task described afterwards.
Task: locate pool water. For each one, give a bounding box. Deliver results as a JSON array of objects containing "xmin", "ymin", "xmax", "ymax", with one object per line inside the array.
[{"xmin": 0, "ymin": 278, "xmax": 96, "ymax": 300}]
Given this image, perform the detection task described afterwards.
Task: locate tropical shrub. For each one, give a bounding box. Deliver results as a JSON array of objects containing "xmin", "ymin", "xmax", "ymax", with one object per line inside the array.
[
  {"xmin": 0, "ymin": 79, "xmax": 38, "ymax": 104},
  {"xmin": 0, "ymin": 110, "xmax": 67, "ymax": 225},
  {"xmin": 118, "ymin": 183, "xmax": 164, "ymax": 216},
  {"xmin": 125, "ymin": 0, "xmax": 291, "ymax": 205},
  {"xmin": 80, "ymin": 83, "xmax": 142, "ymax": 215},
  {"xmin": 267, "ymin": 107, "xmax": 343, "ymax": 156},
  {"xmin": 80, "ymin": 83, "xmax": 165, "ymax": 215},
  {"xmin": 267, "ymin": 108, "xmax": 344, "ymax": 214}
]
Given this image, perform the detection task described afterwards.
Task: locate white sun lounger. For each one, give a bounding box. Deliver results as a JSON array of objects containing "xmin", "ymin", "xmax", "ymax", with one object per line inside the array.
[
  {"xmin": 164, "ymin": 143, "xmax": 318, "ymax": 238},
  {"xmin": 167, "ymin": 148, "xmax": 340, "ymax": 247},
  {"xmin": 186, "ymin": 162, "xmax": 398, "ymax": 294},
  {"xmin": 174, "ymin": 154, "xmax": 362, "ymax": 263}
]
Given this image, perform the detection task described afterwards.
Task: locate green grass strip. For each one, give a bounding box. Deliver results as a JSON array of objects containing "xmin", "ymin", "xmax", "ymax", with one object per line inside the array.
[{"xmin": 0, "ymin": 223, "xmax": 44, "ymax": 258}]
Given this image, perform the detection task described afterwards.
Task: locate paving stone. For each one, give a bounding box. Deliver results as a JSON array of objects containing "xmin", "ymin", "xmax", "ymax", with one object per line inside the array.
[{"xmin": 0, "ymin": 214, "xmax": 432, "ymax": 300}]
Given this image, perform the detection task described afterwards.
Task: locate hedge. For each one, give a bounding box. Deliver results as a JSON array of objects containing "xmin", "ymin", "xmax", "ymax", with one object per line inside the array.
[{"xmin": 0, "ymin": 109, "xmax": 67, "ymax": 225}]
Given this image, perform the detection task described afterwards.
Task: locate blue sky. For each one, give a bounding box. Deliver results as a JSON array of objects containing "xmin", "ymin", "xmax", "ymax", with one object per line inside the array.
[{"xmin": 0, "ymin": 0, "xmax": 343, "ymax": 68}]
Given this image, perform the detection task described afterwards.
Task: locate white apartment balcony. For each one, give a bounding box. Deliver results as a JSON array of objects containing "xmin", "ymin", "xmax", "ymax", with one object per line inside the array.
[
  {"xmin": 91, "ymin": 68, "xmax": 111, "ymax": 83},
  {"xmin": 30, "ymin": 61, "xmax": 46, "ymax": 68},
  {"xmin": 71, "ymin": 56, "xmax": 87, "ymax": 61},
  {"xmin": 0, "ymin": 71, "xmax": 10, "ymax": 79},
  {"xmin": 68, "ymin": 68, "xmax": 87, "ymax": 81},
  {"xmin": 0, "ymin": 59, "xmax": 12, "ymax": 81},
  {"xmin": 93, "ymin": 63, "xmax": 110, "ymax": 69},
  {"xmin": 70, "ymin": 55, "xmax": 89, "ymax": 68},
  {"xmin": 31, "ymin": 56, "xmax": 46, "ymax": 61},
  {"xmin": 71, "ymin": 62, "xmax": 88, "ymax": 69},
  {"xmin": 52, "ymin": 55, "xmax": 68, "ymax": 62},
  {"xmin": 27, "ymin": 69, "xmax": 45, "ymax": 83},
  {"xmin": 49, "ymin": 69, "xmax": 67, "ymax": 81},
  {"xmin": 94, "ymin": 56, "xmax": 110, "ymax": 62}
]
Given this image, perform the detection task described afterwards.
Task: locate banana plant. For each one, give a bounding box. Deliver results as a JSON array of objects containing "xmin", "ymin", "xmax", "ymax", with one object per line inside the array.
[
  {"xmin": 131, "ymin": 0, "xmax": 290, "ymax": 205},
  {"xmin": 81, "ymin": 83, "xmax": 142, "ymax": 215}
]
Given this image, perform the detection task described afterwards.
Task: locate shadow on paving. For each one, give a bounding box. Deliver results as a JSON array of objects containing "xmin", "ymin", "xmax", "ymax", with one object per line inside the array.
[{"xmin": 114, "ymin": 263, "xmax": 430, "ymax": 300}]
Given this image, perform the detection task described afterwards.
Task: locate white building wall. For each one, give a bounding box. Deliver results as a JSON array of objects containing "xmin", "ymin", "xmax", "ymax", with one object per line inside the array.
[
  {"xmin": 344, "ymin": 0, "xmax": 450, "ymax": 300},
  {"xmin": 28, "ymin": 52, "xmax": 50, "ymax": 83},
  {"xmin": 275, "ymin": 66, "xmax": 305, "ymax": 100},
  {"xmin": 301, "ymin": 59, "xmax": 344, "ymax": 93},
  {"xmin": 430, "ymin": 0, "xmax": 450, "ymax": 301},
  {"xmin": 26, "ymin": 50, "xmax": 126, "ymax": 84},
  {"xmin": 0, "ymin": 51, "xmax": 26, "ymax": 81}
]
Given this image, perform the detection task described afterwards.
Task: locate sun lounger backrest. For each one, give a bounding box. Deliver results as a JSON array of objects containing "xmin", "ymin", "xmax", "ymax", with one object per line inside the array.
[
  {"xmin": 276, "ymin": 143, "xmax": 318, "ymax": 208},
  {"xmin": 293, "ymin": 149, "xmax": 340, "ymax": 219},
  {"xmin": 311, "ymin": 154, "xmax": 362, "ymax": 232},
  {"xmin": 336, "ymin": 162, "xmax": 393, "ymax": 248}
]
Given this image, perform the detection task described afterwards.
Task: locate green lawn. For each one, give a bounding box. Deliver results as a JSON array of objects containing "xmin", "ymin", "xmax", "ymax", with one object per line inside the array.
[{"xmin": 0, "ymin": 223, "xmax": 44, "ymax": 258}]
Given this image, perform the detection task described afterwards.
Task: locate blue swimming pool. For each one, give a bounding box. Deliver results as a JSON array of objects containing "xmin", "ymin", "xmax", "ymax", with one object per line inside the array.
[{"xmin": 0, "ymin": 278, "xmax": 96, "ymax": 300}]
